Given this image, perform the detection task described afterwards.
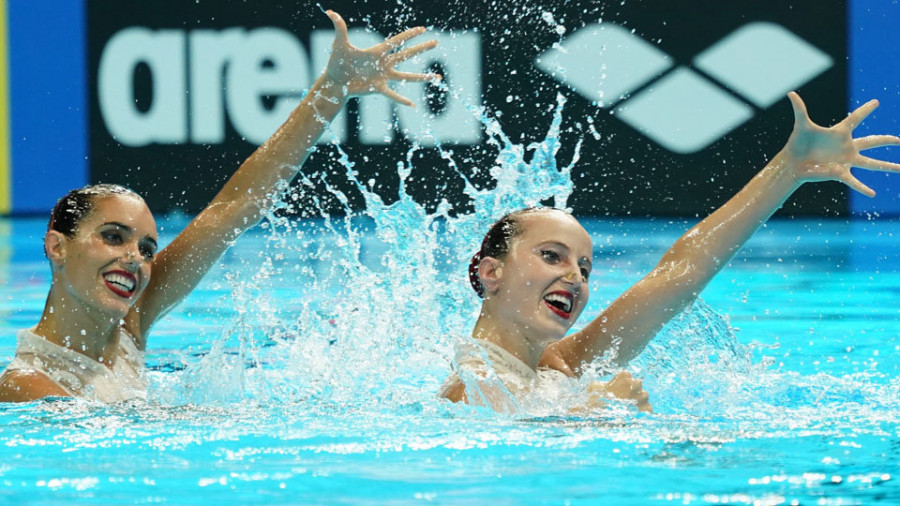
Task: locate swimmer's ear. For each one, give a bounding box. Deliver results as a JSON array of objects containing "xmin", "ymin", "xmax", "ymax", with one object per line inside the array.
[
  {"xmin": 477, "ymin": 256, "xmax": 503, "ymax": 295},
  {"xmin": 44, "ymin": 230, "xmax": 66, "ymax": 268}
]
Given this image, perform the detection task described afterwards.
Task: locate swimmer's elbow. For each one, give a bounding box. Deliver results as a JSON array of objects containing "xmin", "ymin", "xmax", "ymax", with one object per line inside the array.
[
  {"xmin": 194, "ymin": 199, "xmax": 264, "ymax": 239},
  {"xmin": 627, "ymin": 268, "xmax": 704, "ymax": 332},
  {"xmin": 663, "ymin": 236, "xmax": 730, "ymax": 283},
  {"xmin": 646, "ymin": 258, "xmax": 710, "ymax": 299},
  {"xmin": 224, "ymin": 198, "xmax": 267, "ymax": 231}
]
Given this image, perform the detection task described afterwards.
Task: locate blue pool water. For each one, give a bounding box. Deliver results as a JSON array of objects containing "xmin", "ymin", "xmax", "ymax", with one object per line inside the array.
[
  {"xmin": 1, "ymin": 215, "xmax": 899, "ymax": 504},
  {"xmin": 2, "ymin": 101, "xmax": 900, "ymax": 503}
]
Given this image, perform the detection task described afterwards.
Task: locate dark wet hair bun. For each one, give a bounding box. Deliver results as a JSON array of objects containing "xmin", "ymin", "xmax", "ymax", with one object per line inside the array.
[
  {"xmin": 468, "ymin": 207, "xmax": 542, "ymax": 298},
  {"xmin": 49, "ymin": 184, "xmax": 141, "ymax": 237},
  {"xmin": 468, "ymin": 251, "xmax": 484, "ymax": 297}
]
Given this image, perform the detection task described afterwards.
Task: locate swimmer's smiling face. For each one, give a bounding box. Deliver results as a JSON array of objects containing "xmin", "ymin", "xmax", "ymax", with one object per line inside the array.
[
  {"xmin": 483, "ymin": 209, "xmax": 592, "ymax": 345},
  {"xmin": 47, "ymin": 194, "xmax": 158, "ymax": 321}
]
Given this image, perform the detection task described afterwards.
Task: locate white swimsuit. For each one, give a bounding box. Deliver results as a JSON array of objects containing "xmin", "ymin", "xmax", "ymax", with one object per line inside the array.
[
  {"xmin": 441, "ymin": 338, "xmax": 571, "ymax": 411},
  {"xmin": 1, "ymin": 327, "xmax": 147, "ymax": 403}
]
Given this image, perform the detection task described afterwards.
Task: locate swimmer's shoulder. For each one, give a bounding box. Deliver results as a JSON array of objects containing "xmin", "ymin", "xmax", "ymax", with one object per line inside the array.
[{"xmin": 0, "ymin": 369, "xmax": 70, "ymax": 402}]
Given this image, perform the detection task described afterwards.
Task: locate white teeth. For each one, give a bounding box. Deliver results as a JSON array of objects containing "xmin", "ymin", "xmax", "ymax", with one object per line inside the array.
[
  {"xmin": 104, "ymin": 273, "xmax": 135, "ymax": 292},
  {"xmin": 544, "ymin": 293, "xmax": 572, "ymax": 313}
]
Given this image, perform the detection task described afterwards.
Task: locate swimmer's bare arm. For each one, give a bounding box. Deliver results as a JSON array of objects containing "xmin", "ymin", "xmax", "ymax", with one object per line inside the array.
[
  {"xmin": 128, "ymin": 11, "xmax": 438, "ymax": 340},
  {"xmin": 0, "ymin": 370, "xmax": 69, "ymax": 402},
  {"xmin": 544, "ymin": 92, "xmax": 900, "ymax": 373}
]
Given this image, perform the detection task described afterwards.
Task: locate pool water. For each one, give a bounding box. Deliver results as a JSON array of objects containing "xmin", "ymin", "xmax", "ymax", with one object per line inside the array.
[
  {"xmin": 1, "ymin": 215, "xmax": 899, "ymax": 504},
  {"xmin": 2, "ymin": 102, "xmax": 900, "ymax": 504}
]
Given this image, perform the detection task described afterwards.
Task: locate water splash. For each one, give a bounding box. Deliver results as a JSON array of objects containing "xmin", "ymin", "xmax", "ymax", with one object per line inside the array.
[
  {"xmin": 168, "ymin": 94, "xmax": 580, "ymax": 411},
  {"xmin": 160, "ymin": 93, "xmax": 900, "ymax": 433}
]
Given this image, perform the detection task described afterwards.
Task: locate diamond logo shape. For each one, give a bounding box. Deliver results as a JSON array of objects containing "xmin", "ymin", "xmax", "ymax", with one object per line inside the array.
[
  {"xmin": 534, "ymin": 22, "xmax": 673, "ymax": 106},
  {"xmin": 535, "ymin": 21, "xmax": 833, "ymax": 154},
  {"xmin": 614, "ymin": 67, "xmax": 754, "ymax": 154},
  {"xmin": 694, "ymin": 22, "xmax": 833, "ymax": 108}
]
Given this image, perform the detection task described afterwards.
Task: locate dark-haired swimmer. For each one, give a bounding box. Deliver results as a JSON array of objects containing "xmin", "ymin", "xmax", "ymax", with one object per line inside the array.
[
  {"xmin": 0, "ymin": 10, "xmax": 439, "ymax": 403},
  {"xmin": 441, "ymin": 93, "xmax": 900, "ymax": 413}
]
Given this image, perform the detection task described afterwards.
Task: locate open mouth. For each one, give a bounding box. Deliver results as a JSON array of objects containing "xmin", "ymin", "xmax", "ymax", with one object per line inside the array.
[
  {"xmin": 543, "ymin": 291, "xmax": 573, "ymax": 319},
  {"xmin": 103, "ymin": 270, "xmax": 136, "ymax": 298}
]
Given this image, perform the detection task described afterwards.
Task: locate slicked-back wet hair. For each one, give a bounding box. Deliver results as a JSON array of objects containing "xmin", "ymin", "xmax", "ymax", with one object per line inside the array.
[
  {"xmin": 48, "ymin": 184, "xmax": 143, "ymax": 238},
  {"xmin": 468, "ymin": 207, "xmax": 567, "ymax": 297}
]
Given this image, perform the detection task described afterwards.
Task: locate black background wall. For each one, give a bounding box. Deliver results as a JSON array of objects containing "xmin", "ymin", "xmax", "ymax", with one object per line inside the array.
[{"xmin": 88, "ymin": 0, "xmax": 846, "ymax": 217}]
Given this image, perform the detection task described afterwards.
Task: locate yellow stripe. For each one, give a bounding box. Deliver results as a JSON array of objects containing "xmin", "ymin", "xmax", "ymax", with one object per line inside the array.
[{"xmin": 0, "ymin": 0, "xmax": 9, "ymax": 214}]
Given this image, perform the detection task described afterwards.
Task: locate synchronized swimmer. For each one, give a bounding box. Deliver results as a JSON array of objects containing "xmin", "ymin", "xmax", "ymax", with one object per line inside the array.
[
  {"xmin": 441, "ymin": 93, "xmax": 900, "ymax": 412},
  {"xmin": 0, "ymin": 10, "xmax": 438, "ymax": 402}
]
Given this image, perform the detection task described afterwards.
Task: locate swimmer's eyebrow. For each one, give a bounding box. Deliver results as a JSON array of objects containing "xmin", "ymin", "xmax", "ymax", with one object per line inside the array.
[
  {"xmin": 101, "ymin": 222, "xmax": 158, "ymax": 246},
  {"xmin": 539, "ymin": 241, "xmax": 593, "ymax": 268},
  {"xmin": 538, "ymin": 240, "xmax": 579, "ymax": 255},
  {"xmin": 100, "ymin": 221, "xmax": 131, "ymax": 230},
  {"xmin": 538, "ymin": 240, "xmax": 569, "ymax": 250}
]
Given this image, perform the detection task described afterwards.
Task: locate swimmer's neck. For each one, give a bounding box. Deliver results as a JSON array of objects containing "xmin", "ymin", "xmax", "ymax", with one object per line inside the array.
[
  {"xmin": 33, "ymin": 290, "xmax": 122, "ymax": 363},
  {"xmin": 472, "ymin": 313, "xmax": 545, "ymax": 370}
]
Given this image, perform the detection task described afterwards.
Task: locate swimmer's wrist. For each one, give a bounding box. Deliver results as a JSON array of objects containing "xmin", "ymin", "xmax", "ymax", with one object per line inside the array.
[
  {"xmin": 309, "ymin": 75, "xmax": 350, "ymax": 105},
  {"xmin": 768, "ymin": 149, "xmax": 806, "ymax": 189}
]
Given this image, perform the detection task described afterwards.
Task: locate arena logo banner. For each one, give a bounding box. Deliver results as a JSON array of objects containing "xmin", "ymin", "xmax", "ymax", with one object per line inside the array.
[
  {"xmin": 88, "ymin": 0, "xmax": 846, "ymax": 216},
  {"xmin": 97, "ymin": 27, "xmax": 481, "ymax": 148}
]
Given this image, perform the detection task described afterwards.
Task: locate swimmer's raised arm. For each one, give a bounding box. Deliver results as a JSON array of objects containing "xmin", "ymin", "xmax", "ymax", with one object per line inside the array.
[
  {"xmin": 129, "ymin": 11, "xmax": 438, "ymax": 340},
  {"xmin": 543, "ymin": 92, "xmax": 900, "ymax": 373}
]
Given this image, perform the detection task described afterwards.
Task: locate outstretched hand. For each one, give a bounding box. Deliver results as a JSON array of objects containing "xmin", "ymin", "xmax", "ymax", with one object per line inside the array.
[
  {"xmin": 784, "ymin": 92, "xmax": 900, "ymax": 197},
  {"xmin": 323, "ymin": 10, "xmax": 439, "ymax": 107}
]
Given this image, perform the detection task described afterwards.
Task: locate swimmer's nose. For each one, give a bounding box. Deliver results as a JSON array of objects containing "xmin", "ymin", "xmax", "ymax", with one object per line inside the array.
[
  {"xmin": 122, "ymin": 246, "xmax": 141, "ymax": 269},
  {"xmin": 562, "ymin": 268, "xmax": 583, "ymax": 286}
]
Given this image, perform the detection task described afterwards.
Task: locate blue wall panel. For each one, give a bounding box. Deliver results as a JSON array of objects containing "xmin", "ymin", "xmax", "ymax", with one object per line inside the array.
[
  {"xmin": 8, "ymin": 0, "xmax": 87, "ymax": 214},
  {"xmin": 849, "ymin": 1, "xmax": 900, "ymax": 216}
]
